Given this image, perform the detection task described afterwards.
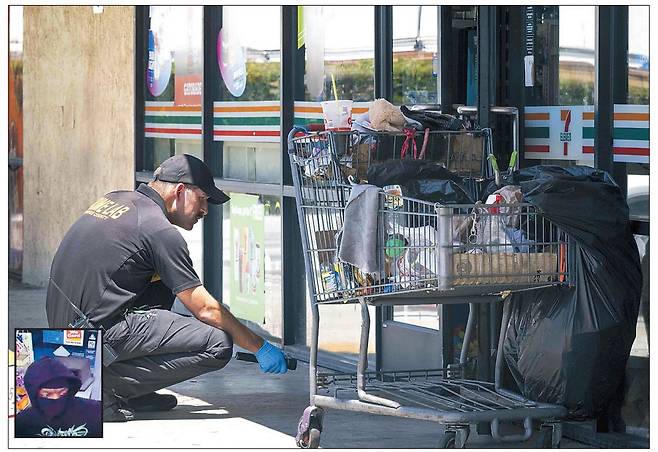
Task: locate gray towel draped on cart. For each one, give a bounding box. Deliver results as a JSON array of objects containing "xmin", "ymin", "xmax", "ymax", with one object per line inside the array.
[{"xmin": 336, "ymin": 184, "xmax": 381, "ymax": 274}]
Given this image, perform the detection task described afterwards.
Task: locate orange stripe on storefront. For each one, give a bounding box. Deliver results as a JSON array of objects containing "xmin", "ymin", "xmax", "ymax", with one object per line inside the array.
[
  {"xmin": 295, "ymin": 106, "xmax": 323, "ymax": 113},
  {"xmin": 214, "ymin": 130, "xmax": 280, "ymax": 137},
  {"xmin": 525, "ymin": 112, "xmax": 549, "ymax": 121},
  {"xmin": 294, "ymin": 106, "xmax": 370, "ymax": 114},
  {"xmin": 583, "ymin": 111, "xmax": 649, "ymax": 121},
  {"xmin": 614, "ymin": 112, "xmax": 650, "ymax": 121}
]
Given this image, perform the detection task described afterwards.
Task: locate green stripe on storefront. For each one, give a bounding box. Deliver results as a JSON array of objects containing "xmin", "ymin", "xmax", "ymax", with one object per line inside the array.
[
  {"xmin": 584, "ymin": 127, "xmax": 648, "ymax": 140},
  {"xmin": 214, "ymin": 117, "xmax": 280, "ymax": 126},
  {"xmin": 145, "ymin": 115, "xmax": 201, "ymax": 125},
  {"xmin": 583, "ymin": 127, "xmax": 594, "ymax": 139},
  {"xmin": 614, "ymin": 127, "xmax": 649, "ymax": 140},
  {"xmin": 294, "ymin": 117, "xmax": 324, "ymax": 127},
  {"xmin": 524, "ymin": 127, "xmax": 550, "ymax": 139}
]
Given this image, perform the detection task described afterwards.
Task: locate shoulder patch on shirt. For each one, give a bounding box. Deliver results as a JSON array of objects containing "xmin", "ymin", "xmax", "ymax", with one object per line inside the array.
[{"xmin": 85, "ymin": 197, "xmax": 131, "ymax": 220}]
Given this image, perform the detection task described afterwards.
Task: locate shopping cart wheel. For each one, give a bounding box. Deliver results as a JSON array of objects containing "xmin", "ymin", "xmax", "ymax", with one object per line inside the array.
[
  {"xmin": 441, "ymin": 426, "xmax": 469, "ymax": 449},
  {"xmin": 536, "ymin": 422, "xmax": 561, "ymax": 449},
  {"xmin": 441, "ymin": 431, "xmax": 456, "ymax": 449},
  {"xmin": 295, "ymin": 406, "xmax": 324, "ymax": 449}
]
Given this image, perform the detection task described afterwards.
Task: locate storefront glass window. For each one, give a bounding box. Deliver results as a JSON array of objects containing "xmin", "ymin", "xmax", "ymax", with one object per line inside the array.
[
  {"xmin": 628, "ymin": 6, "xmax": 649, "ymax": 105},
  {"xmin": 627, "ymin": 8, "xmax": 649, "ymax": 359},
  {"xmin": 216, "ymin": 7, "xmax": 283, "ymax": 339},
  {"xmin": 391, "ymin": 6, "xmax": 440, "ymax": 330},
  {"xmin": 558, "ymin": 6, "xmax": 595, "ymax": 105},
  {"xmin": 392, "ymin": 6, "xmax": 438, "ymax": 105},
  {"xmin": 143, "ymin": 6, "xmax": 204, "ymax": 279},
  {"xmin": 219, "ymin": 6, "xmax": 282, "ymax": 184},
  {"xmin": 300, "ymin": 6, "xmax": 377, "ymax": 360},
  {"xmin": 9, "ymin": 6, "xmax": 24, "ymax": 276},
  {"xmin": 302, "ymin": 6, "xmax": 375, "ymax": 101},
  {"xmin": 144, "ymin": 6, "xmax": 204, "ymax": 168}
]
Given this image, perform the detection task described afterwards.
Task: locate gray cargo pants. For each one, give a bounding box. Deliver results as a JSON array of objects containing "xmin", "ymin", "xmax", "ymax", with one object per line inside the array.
[{"xmin": 102, "ymin": 309, "xmax": 233, "ymax": 405}]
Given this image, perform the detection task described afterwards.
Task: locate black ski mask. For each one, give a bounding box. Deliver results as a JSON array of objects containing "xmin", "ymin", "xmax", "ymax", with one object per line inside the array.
[{"xmin": 35, "ymin": 377, "xmax": 75, "ymax": 420}]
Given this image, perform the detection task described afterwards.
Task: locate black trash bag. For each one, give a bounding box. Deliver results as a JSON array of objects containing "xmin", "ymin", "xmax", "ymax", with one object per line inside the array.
[
  {"xmin": 366, "ymin": 159, "xmax": 474, "ymax": 205},
  {"xmin": 400, "ymin": 106, "xmax": 465, "ymax": 131},
  {"xmin": 480, "ymin": 165, "xmax": 617, "ymax": 202},
  {"xmin": 503, "ymin": 166, "xmax": 641, "ymax": 420}
]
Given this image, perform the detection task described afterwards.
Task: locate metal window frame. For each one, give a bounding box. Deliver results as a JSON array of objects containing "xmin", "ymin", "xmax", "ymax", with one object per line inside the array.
[
  {"xmin": 374, "ymin": 5, "xmax": 393, "ymax": 372},
  {"xmin": 595, "ymin": 6, "xmax": 629, "ymax": 194},
  {"xmin": 134, "ymin": 6, "xmax": 148, "ymax": 176},
  {"xmin": 202, "ymin": 6, "xmax": 224, "ymax": 298},
  {"xmin": 281, "ymin": 5, "xmax": 307, "ymax": 346}
]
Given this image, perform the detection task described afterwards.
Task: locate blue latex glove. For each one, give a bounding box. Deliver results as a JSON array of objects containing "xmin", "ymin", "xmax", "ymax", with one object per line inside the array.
[{"xmin": 255, "ymin": 341, "xmax": 288, "ymax": 374}]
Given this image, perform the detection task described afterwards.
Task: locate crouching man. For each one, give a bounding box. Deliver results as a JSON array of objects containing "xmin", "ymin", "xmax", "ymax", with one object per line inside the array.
[{"xmin": 46, "ymin": 154, "xmax": 288, "ymax": 422}]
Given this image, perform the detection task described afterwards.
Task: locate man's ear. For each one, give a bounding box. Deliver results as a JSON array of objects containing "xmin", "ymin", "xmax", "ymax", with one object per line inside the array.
[{"xmin": 174, "ymin": 183, "xmax": 186, "ymax": 198}]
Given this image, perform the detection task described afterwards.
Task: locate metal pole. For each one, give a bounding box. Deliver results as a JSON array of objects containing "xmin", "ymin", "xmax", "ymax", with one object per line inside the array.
[
  {"xmin": 134, "ymin": 6, "xmax": 148, "ymax": 178},
  {"xmin": 612, "ymin": 6, "xmax": 629, "ymax": 195},
  {"xmin": 356, "ymin": 298, "xmax": 400, "ymax": 409},
  {"xmin": 477, "ymin": 6, "xmax": 497, "ymax": 128},
  {"xmin": 281, "ymin": 6, "xmax": 306, "ymax": 346},
  {"xmin": 437, "ymin": 206, "xmax": 453, "ymax": 289},
  {"xmin": 374, "ymin": 5, "xmax": 393, "ymax": 372},
  {"xmin": 374, "ymin": 6, "xmax": 393, "ymax": 100},
  {"xmin": 594, "ymin": 6, "xmax": 614, "ymax": 174},
  {"xmin": 438, "ymin": 6, "xmax": 455, "ymax": 111},
  {"xmin": 202, "ymin": 6, "xmax": 224, "ymax": 298}
]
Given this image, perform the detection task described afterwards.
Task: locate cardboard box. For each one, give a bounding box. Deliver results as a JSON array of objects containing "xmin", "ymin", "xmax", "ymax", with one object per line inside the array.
[
  {"xmin": 447, "ymin": 134, "xmax": 484, "ymax": 175},
  {"xmin": 451, "ymin": 252, "xmax": 559, "ymax": 286}
]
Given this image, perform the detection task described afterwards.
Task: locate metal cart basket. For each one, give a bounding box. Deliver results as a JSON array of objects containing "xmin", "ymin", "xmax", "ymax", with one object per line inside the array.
[{"xmin": 288, "ymin": 128, "xmax": 569, "ymax": 448}]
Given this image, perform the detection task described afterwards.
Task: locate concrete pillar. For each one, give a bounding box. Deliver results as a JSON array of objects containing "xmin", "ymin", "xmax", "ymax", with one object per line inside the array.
[{"xmin": 23, "ymin": 6, "xmax": 135, "ymax": 286}]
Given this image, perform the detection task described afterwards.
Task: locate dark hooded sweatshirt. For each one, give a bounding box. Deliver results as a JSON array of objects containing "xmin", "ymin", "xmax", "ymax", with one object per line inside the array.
[{"xmin": 15, "ymin": 356, "xmax": 102, "ymax": 438}]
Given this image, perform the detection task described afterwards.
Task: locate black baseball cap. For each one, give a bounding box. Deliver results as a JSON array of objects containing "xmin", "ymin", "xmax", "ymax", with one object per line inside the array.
[{"xmin": 154, "ymin": 154, "xmax": 230, "ymax": 204}]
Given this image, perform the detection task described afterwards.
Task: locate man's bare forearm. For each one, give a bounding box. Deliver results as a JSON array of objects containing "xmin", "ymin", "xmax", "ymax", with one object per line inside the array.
[{"xmin": 177, "ymin": 285, "xmax": 264, "ymax": 353}]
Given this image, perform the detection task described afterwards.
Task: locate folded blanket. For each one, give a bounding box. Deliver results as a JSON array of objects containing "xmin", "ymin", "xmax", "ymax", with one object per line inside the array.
[{"xmin": 337, "ymin": 184, "xmax": 381, "ymax": 274}]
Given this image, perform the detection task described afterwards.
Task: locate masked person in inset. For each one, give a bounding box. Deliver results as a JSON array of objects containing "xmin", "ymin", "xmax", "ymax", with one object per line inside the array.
[{"xmin": 15, "ymin": 357, "xmax": 102, "ymax": 438}]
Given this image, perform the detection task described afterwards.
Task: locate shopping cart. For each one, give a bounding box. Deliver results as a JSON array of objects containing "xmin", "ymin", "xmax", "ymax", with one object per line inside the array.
[{"xmin": 288, "ymin": 128, "xmax": 570, "ymax": 448}]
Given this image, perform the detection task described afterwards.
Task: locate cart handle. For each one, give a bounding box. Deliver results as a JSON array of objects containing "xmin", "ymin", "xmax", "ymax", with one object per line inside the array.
[
  {"xmin": 490, "ymin": 417, "xmax": 533, "ymax": 443},
  {"xmin": 287, "ymin": 126, "xmax": 309, "ymax": 154}
]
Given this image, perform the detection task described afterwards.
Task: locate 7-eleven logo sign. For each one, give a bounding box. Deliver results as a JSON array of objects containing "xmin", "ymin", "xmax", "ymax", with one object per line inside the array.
[{"xmin": 560, "ymin": 109, "xmax": 572, "ymax": 156}]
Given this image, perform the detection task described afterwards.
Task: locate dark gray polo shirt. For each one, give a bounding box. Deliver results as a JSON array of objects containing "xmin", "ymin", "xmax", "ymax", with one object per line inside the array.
[{"xmin": 46, "ymin": 184, "xmax": 202, "ymax": 328}]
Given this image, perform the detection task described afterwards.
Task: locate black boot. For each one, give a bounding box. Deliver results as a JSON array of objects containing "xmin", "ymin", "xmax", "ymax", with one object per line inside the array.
[
  {"xmin": 126, "ymin": 392, "xmax": 178, "ymax": 412},
  {"xmin": 103, "ymin": 389, "xmax": 134, "ymax": 422}
]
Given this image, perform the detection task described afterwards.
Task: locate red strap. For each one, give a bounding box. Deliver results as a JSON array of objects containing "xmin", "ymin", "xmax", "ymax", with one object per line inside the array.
[
  {"xmin": 418, "ymin": 128, "xmax": 430, "ymax": 160},
  {"xmin": 400, "ymin": 128, "xmax": 418, "ymax": 159}
]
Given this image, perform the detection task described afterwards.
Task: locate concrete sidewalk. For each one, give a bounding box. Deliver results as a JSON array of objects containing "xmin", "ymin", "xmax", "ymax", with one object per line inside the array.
[{"xmin": 7, "ymin": 279, "xmax": 594, "ymax": 448}]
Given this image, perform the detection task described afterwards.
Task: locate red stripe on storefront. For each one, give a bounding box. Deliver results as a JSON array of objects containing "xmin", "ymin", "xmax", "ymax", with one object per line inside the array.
[
  {"xmin": 213, "ymin": 130, "xmax": 280, "ymax": 137},
  {"xmin": 583, "ymin": 146, "xmax": 648, "ymax": 156},
  {"xmin": 525, "ymin": 145, "xmax": 550, "ymax": 153},
  {"xmin": 144, "ymin": 127, "xmax": 202, "ymax": 135},
  {"xmin": 614, "ymin": 147, "xmax": 649, "ymax": 156}
]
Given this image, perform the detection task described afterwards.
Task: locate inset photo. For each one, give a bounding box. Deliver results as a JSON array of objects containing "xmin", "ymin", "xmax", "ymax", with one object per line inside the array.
[{"xmin": 14, "ymin": 329, "xmax": 103, "ymax": 438}]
